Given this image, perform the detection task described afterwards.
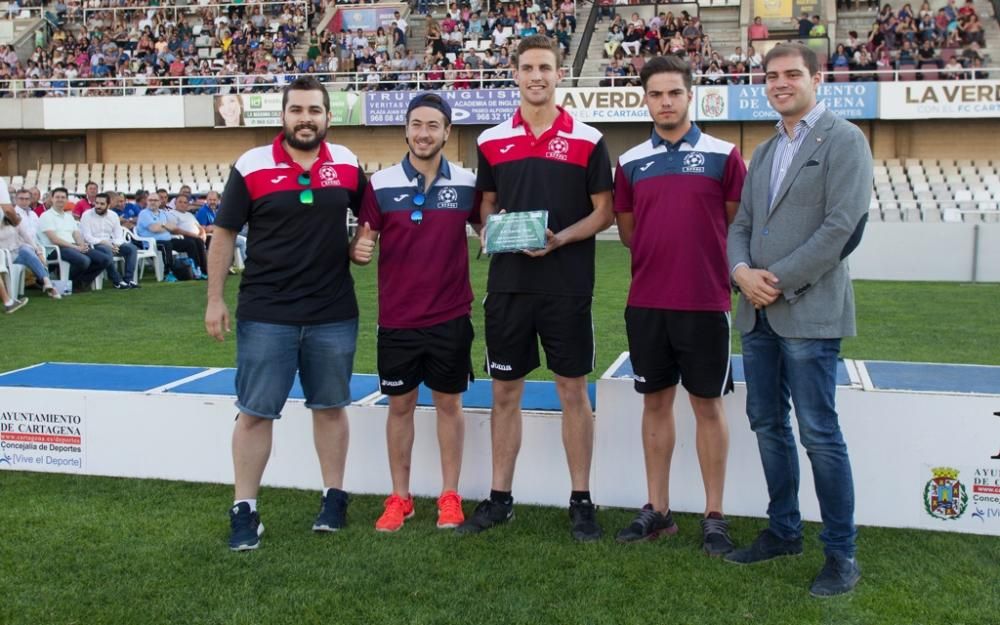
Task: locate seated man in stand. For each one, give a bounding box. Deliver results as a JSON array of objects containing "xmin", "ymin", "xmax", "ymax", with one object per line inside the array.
[{"xmin": 79, "ymin": 191, "xmax": 140, "ymax": 289}]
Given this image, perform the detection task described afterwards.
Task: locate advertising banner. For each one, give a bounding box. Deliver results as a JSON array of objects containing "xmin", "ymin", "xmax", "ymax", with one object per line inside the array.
[
  {"xmin": 880, "ymin": 80, "xmax": 1000, "ymax": 119},
  {"xmin": 213, "ymin": 92, "xmax": 363, "ymax": 127},
  {"xmin": 754, "ymin": 0, "xmax": 819, "ymax": 20},
  {"xmin": 556, "ymin": 87, "xmax": 650, "ymax": 122},
  {"xmin": 726, "ymin": 82, "xmax": 879, "ymax": 121},
  {"xmin": 366, "ymin": 87, "xmax": 654, "ymax": 125},
  {"xmin": 365, "ymin": 89, "xmax": 521, "ymax": 125},
  {"xmin": 916, "ymin": 464, "xmax": 1000, "ymax": 533},
  {"xmin": 0, "ymin": 406, "xmax": 86, "ymax": 474},
  {"xmin": 338, "ymin": 6, "xmax": 399, "ymax": 33}
]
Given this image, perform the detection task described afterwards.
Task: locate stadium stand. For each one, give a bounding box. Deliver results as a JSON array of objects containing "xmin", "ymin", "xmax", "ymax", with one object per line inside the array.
[{"xmin": 870, "ymin": 158, "xmax": 1000, "ymax": 223}]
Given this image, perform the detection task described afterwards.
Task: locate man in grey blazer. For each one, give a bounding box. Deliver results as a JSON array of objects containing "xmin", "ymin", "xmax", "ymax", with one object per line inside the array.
[{"xmin": 724, "ymin": 43, "xmax": 872, "ymax": 598}]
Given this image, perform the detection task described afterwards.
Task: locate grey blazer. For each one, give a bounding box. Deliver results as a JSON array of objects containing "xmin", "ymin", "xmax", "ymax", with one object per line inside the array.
[{"xmin": 727, "ymin": 110, "xmax": 873, "ymax": 339}]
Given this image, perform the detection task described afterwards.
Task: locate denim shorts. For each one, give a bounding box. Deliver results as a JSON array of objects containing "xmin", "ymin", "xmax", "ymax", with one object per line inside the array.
[{"xmin": 235, "ymin": 317, "xmax": 358, "ymax": 419}]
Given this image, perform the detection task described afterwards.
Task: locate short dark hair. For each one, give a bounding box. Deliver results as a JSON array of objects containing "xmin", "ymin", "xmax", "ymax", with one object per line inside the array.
[
  {"xmin": 639, "ymin": 54, "xmax": 692, "ymax": 91},
  {"xmin": 135, "ymin": 190, "xmax": 148, "ymax": 200},
  {"xmin": 96, "ymin": 192, "xmax": 110, "ymax": 203},
  {"xmin": 763, "ymin": 42, "xmax": 819, "ymax": 76},
  {"xmin": 156, "ymin": 188, "xmax": 168, "ymax": 195},
  {"xmin": 282, "ymin": 75, "xmax": 330, "ymax": 113},
  {"xmin": 514, "ymin": 34, "xmax": 561, "ymax": 66},
  {"xmin": 51, "ymin": 187, "xmax": 68, "ymax": 197},
  {"xmin": 85, "ymin": 180, "xmax": 98, "ymax": 189}
]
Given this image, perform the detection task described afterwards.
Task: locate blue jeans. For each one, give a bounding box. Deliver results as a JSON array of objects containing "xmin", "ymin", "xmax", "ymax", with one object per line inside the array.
[
  {"xmin": 235, "ymin": 317, "xmax": 358, "ymax": 419},
  {"xmin": 95, "ymin": 242, "xmax": 137, "ymax": 285},
  {"xmin": 740, "ymin": 311, "xmax": 857, "ymax": 558},
  {"xmin": 14, "ymin": 245, "xmax": 50, "ymax": 281},
  {"xmin": 51, "ymin": 245, "xmax": 111, "ymax": 286}
]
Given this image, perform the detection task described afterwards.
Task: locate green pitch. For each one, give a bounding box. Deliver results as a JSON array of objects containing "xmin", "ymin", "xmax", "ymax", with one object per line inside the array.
[{"xmin": 1, "ymin": 242, "xmax": 998, "ymax": 625}]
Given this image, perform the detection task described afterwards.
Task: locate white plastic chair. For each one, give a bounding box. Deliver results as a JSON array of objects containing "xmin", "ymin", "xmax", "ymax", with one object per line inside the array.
[{"xmin": 127, "ymin": 231, "xmax": 164, "ymax": 282}]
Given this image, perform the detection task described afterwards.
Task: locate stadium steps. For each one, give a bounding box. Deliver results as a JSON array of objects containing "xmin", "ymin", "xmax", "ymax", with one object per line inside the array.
[{"xmin": 697, "ymin": 5, "xmax": 741, "ymax": 57}]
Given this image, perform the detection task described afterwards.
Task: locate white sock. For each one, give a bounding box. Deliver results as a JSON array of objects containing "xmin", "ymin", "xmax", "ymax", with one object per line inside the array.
[
  {"xmin": 323, "ymin": 487, "xmax": 339, "ymax": 497},
  {"xmin": 234, "ymin": 498, "xmax": 257, "ymax": 512},
  {"xmin": 4, "ymin": 298, "xmax": 14, "ymax": 306}
]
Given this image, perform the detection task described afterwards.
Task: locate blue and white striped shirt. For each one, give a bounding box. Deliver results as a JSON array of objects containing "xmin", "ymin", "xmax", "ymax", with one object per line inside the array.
[{"xmin": 768, "ymin": 101, "xmax": 827, "ymax": 208}]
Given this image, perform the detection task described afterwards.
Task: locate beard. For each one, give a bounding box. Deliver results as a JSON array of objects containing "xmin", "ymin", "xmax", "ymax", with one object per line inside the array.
[
  {"xmin": 407, "ymin": 136, "xmax": 446, "ymax": 162},
  {"xmin": 283, "ymin": 121, "xmax": 327, "ymax": 151}
]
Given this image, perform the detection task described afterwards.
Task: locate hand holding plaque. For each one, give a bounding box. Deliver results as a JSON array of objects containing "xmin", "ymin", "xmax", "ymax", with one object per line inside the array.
[{"xmin": 484, "ymin": 210, "xmax": 549, "ymax": 255}]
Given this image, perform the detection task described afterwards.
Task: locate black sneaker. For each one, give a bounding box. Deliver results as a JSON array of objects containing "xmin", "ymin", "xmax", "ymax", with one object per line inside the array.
[
  {"xmin": 810, "ymin": 554, "xmax": 861, "ymax": 597},
  {"xmin": 229, "ymin": 502, "xmax": 263, "ymax": 551},
  {"xmin": 615, "ymin": 504, "xmax": 678, "ymax": 543},
  {"xmin": 127, "ymin": 281, "xmax": 141, "ymax": 289},
  {"xmin": 724, "ymin": 528, "xmax": 803, "ymax": 565},
  {"xmin": 569, "ymin": 500, "xmax": 603, "ymax": 542},
  {"xmin": 455, "ymin": 498, "xmax": 514, "ymax": 535},
  {"xmin": 113, "ymin": 282, "xmax": 130, "ymax": 290},
  {"xmin": 701, "ymin": 513, "xmax": 734, "ymax": 557},
  {"xmin": 313, "ymin": 488, "xmax": 349, "ymax": 532}
]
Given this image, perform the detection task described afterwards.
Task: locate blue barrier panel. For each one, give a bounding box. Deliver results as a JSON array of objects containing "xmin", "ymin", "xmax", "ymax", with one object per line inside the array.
[
  {"xmin": 166, "ymin": 369, "xmax": 382, "ymax": 404},
  {"xmin": 609, "ymin": 355, "xmax": 853, "ymax": 387},
  {"xmin": 375, "ymin": 380, "xmax": 596, "ymax": 411},
  {"xmin": 0, "ymin": 363, "xmax": 207, "ymax": 392},
  {"xmin": 865, "ymin": 361, "xmax": 1000, "ymax": 395}
]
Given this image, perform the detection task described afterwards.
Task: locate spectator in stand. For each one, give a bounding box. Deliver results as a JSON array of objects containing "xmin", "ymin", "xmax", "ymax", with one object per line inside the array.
[
  {"xmin": 73, "ymin": 180, "xmax": 98, "ymax": 219},
  {"xmin": 943, "ymin": 54, "xmax": 966, "ymax": 79},
  {"xmin": 78, "ymin": 191, "xmax": 139, "ymax": 289},
  {"xmin": 621, "ymin": 23, "xmax": 643, "ymax": 57},
  {"xmin": 2, "ymin": 192, "xmax": 61, "ymax": 300},
  {"xmin": 832, "ymin": 44, "xmax": 850, "ymax": 69},
  {"xmin": 167, "ymin": 193, "xmax": 208, "ymax": 278},
  {"xmin": 810, "ymin": 16, "xmax": 827, "ymax": 38},
  {"xmin": 119, "ymin": 189, "xmax": 145, "ymax": 230},
  {"xmin": 959, "ymin": 14, "xmax": 984, "ymax": 47},
  {"xmin": 796, "ymin": 11, "xmax": 813, "ymax": 38},
  {"xmin": 747, "ymin": 15, "xmax": 770, "ymax": 41},
  {"xmin": 854, "ymin": 49, "xmax": 877, "ymax": 80},
  {"xmin": 605, "ymin": 23, "xmax": 624, "ymax": 58}
]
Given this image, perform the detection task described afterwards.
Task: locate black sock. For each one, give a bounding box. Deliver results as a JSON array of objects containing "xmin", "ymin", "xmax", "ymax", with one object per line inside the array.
[
  {"xmin": 570, "ymin": 490, "xmax": 592, "ymax": 504},
  {"xmin": 490, "ymin": 489, "xmax": 512, "ymax": 505}
]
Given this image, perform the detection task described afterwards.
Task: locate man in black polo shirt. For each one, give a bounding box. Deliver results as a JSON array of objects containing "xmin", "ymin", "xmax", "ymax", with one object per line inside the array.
[
  {"xmin": 455, "ymin": 35, "xmax": 614, "ymax": 541},
  {"xmin": 205, "ymin": 76, "xmax": 367, "ymax": 551}
]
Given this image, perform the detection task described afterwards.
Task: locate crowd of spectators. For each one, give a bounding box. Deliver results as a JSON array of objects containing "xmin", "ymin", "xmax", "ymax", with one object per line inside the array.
[
  {"xmin": 0, "ymin": 0, "xmax": 329, "ymax": 96},
  {"xmin": 5, "ymin": 182, "xmax": 244, "ymax": 288},
  {"xmin": 599, "ymin": 9, "xmax": 765, "ymax": 86},
  {"xmin": 323, "ymin": 0, "xmax": 577, "ymax": 91},
  {"xmin": 836, "ymin": 0, "xmax": 991, "ymax": 79}
]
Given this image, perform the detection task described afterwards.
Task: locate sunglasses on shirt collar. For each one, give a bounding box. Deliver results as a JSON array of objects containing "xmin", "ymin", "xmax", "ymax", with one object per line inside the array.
[{"xmin": 298, "ymin": 172, "xmax": 313, "ymax": 204}]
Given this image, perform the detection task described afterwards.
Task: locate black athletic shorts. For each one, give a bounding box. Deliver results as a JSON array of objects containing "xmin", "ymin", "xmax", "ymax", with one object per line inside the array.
[
  {"xmin": 483, "ymin": 292, "xmax": 594, "ymax": 380},
  {"xmin": 377, "ymin": 315, "xmax": 474, "ymax": 395},
  {"xmin": 624, "ymin": 306, "xmax": 734, "ymax": 398}
]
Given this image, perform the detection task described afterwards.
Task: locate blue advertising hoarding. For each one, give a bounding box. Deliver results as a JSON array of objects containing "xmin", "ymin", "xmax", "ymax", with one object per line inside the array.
[
  {"xmin": 365, "ymin": 89, "xmax": 520, "ymax": 125},
  {"xmin": 727, "ymin": 82, "xmax": 879, "ymax": 121}
]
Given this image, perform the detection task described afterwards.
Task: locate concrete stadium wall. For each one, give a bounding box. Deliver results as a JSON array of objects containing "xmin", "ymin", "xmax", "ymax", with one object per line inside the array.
[{"xmin": 852, "ymin": 222, "xmax": 1000, "ymax": 282}]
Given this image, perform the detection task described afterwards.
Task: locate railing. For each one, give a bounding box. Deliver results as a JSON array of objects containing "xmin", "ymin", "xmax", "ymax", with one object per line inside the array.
[
  {"xmin": 0, "ymin": 64, "xmax": 995, "ymax": 97},
  {"xmin": 0, "ymin": 67, "xmax": 571, "ymax": 96},
  {"xmin": 71, "ymin": 0, "xmax": 312, "ymax": 24},
  {"xmin": 571, "ymin": 0, "xmax": 598, "ymax": 87}
]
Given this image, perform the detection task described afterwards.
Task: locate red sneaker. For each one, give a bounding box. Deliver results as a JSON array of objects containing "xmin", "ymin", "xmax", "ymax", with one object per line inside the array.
[
  {"xmin": 375, "ymin": 493, "xmax": 415, "ymax": 532},
  {"xmin": 437, "ymin": 490, "xmax": 464, "ymax": 529}
]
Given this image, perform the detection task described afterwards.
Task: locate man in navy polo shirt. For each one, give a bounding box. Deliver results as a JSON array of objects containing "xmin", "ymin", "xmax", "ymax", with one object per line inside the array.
[
  {"xmin": 350, "ymin": 93, "xmax": 480, "ymax": 533},
  {"xmin": 456, "ymin": 35, "xmax": 615, "ymax": 542},
  {"xmin": 205, "ymin": 76, "xmax": 367, "ymax": 551},
  {"xmin": 613, "ymin": 55, "xmax": 747, "ymax": 554}
]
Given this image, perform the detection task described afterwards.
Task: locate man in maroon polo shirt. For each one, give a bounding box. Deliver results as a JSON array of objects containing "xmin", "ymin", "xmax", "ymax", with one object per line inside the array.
[
  {"xmin": 351, "ymin": 93, "xmax": 481, "ymax": 534},
  {"xmin": 613, "ymin": 55, "xmax": 746, "ymax": 554}
]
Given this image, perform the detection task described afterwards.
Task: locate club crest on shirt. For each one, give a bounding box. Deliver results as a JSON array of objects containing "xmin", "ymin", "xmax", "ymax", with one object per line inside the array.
[
  {"xmin": 318, "ymin": 164, "xmax": 341, "ymax": 187},
  {"xmin": 437, "ymin": 186, "xmax": 459, "ymax": 208},
  {"xmin": 682, "ymin": 151, "xmax": 705, "ymax": 173},
  {"xmin": 546, "ymin": 137, "xmax": 570, "ymax": 161}
]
